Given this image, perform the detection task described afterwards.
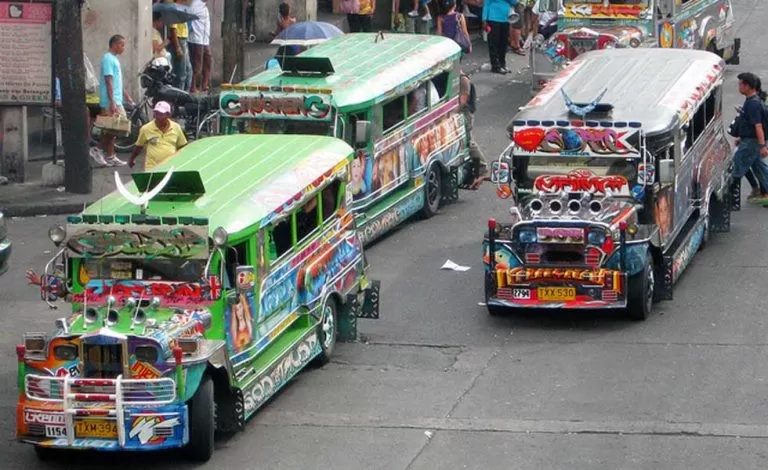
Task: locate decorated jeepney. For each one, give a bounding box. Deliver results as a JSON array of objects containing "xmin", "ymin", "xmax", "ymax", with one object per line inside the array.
[
  {"xmin": 219, "ymin": 33, "xmax": 473, "ymax": 246},
  {"xmin": 485, "ymin": 49, "xmax": 733, "ymax": 320},
  {"xmin": 530, "ymin": 0, "xmax": 741, "ymax": 91},
  {"xmin": 16, "ymin": 135, "xmax": 380, "ymax": 461}
]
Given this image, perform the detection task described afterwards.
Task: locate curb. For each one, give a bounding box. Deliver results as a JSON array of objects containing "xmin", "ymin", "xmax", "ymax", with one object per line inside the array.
[{"xmin": 3, "ymin": 201, "xmax": 92, "ymax": 218}]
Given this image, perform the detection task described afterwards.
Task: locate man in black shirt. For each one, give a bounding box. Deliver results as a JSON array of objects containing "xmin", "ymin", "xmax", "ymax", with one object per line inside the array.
[{"xmin": 732, "ymin": 72, "xmax": 768, "ymax": 204}]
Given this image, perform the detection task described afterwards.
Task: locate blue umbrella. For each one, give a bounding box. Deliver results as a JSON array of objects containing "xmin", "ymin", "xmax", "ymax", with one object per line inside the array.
[
  {"xmin": 152, "ymin": 3, "xmax": 198, "ymax": 25},
  {"xmin": 270, "ymin": 21, "xmax": 344, "ymax": 47}
]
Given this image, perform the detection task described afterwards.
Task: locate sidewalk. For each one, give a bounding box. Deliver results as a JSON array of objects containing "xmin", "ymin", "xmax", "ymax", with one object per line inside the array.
[{"xmin": 0, "ymin": 31, "xmax": 529, "ymax": 218}]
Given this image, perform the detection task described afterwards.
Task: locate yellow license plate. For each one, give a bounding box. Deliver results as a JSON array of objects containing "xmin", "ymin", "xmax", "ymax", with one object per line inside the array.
[
  {"xmin": 538, "ymin": 287, "xmax": 576, "ymax": 301},
  {"xmin": 75, "ymin": 419, "xmax": 118, "ymax": 439}
]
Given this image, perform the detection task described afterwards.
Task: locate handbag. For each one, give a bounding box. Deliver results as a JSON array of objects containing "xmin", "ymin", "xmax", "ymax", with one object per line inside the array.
[
  {"xmin": 452, "ymin": 13, "xmax": 472, "ymax": 54},
  {"xmin": 94, "ymin": 114, "xmax": 131, "ymax": 136}
]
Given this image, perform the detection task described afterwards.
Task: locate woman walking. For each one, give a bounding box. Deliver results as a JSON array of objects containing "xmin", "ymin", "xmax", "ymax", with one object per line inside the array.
[
  {"xmin": 483, "ymin": 0, "xmax": 519, "ymax": 74},
  {"xmin": 437, "ymin": 0, "xmax": 472, "ymax": 56}
]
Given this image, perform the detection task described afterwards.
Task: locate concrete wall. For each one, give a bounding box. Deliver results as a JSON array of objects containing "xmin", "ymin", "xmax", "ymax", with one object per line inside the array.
[
  {"xmin": 82, "ymin": 0, "xmax": 152, "ymax": 99},
  {"xmin": 252, "ymin": 0, "xmax": 317, "ymax": 42}
]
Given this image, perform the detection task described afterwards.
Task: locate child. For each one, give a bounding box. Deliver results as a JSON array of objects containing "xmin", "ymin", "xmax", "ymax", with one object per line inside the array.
[{"xmin": 407, "ymin": 0, "xmax": 433, "ymax": 21}]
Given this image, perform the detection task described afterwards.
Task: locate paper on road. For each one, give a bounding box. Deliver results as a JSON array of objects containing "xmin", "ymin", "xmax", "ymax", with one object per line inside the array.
[{"xmin": 441, "ymin": 259, "xmax": 471, "ymax": 272}]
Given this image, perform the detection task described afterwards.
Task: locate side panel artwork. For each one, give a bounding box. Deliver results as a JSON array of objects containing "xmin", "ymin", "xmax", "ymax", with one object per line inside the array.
[
  {"xmin": 225, "ymin": 292, "xmax": 256, "ymax": 355},
  {"xmin": 351, "ymin": 98, "xmax": 466, "ymax": 208}
]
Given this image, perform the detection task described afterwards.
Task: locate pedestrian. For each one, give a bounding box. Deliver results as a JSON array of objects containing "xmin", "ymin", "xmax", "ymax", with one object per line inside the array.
[
  {"xmin": 507, "ymin": 0, "xmax": 524, "ymax": 55},
  {"xmin": 151, "ymin": 12, "xmax": 169, "ymax": 59},
  {"xmin": 128, "ymin": 101, "xmax": 188, "ymax": 170},
  {"xmin": 407, "ymin": 0, "xmax": 433, "ymax": 22},
  {"xmin": 341, "ymin": 0, "xmax": 375, "ymax": 33},
  {"xmin": 437, "ymin": 0, "xmax": 472, "ymax": 56},
  {"xmin": 731, "ymin": 72, "xmax": 768, "ymax": 204},
  {"xmin": 272, "ymin": 2, "xmax": 296, "ymax": 37},
  {"xmin": 187, "ymin": 0, "xmax": 211, "ymax": 93},
  {"xmin": 166, "ymin": 0, "xmax": 192, "ymax": 91},
  {"xmin": 458, "ymin": 71, "xmax": 488, "ymax": 189},
  {"xmin": 92, "ymin": 34, "xmax": 133, "ymax": 167},
  {"xmin": 482, "ymin": 0, "xmax": 518, "ymax": 74}
]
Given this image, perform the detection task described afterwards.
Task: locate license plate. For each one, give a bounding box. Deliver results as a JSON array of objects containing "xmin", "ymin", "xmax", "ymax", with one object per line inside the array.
[
  {"xmin": 538, "ymin": 287, "xmax": 576, "ymax": 301},
  {"xmin": 45, "ymin": 425, "xmax": 66, "ymax": 438},
  {"xmin": 512, "ymin": 288, "xmax": 530, "ymax": 300},
  {"xmin": 75, "ymin": 420, "xmax": 118, "ymax": 439}
]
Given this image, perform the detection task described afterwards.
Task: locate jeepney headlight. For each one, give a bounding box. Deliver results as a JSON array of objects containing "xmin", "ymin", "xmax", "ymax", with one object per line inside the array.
[
  {"xmin": 134, "ymin": 345, "xmax": 159, "ymax": 363},
  {"xmin": 23, "ymin": 333, "xmax": 47, "ymax": 353},
  {"xmin": 53, "ymin": 344, "xmax": 78, "ymax": 361},
  {"xmin": 48, "ymin": 224, "xmax": 66, "ymax": 245},
  {"xmin": 555, "ymin": 39, "xmax": 566, "ymax": 53},
  {"xmin": 587, "ymin": 229, "xmax": 607, "ymax": 246},
  {"xmin": 518, "ymin": 229, "xmax": 537, "ymax": 244},
  {"xmin": 213, "ymin": 226, "xmax": 228, "ymax": 246}
]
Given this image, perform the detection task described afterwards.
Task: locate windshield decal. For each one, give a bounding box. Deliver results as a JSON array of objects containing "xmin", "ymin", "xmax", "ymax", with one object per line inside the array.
[{"xmin": 66, "ymin": 225, "xmax": 209, "ymax": 260}]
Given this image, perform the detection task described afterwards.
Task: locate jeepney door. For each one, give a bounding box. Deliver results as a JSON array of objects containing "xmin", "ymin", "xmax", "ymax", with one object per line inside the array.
[
  {"xmin": 656, "ymin": 146, "xmax": 676, "ymax": 247},
  {"xmin": 222, "ymin": 240, "xmax": 260, "ymax": 356}
]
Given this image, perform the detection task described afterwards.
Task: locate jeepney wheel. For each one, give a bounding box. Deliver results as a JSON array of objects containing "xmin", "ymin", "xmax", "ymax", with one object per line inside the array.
[
  {"xmin": 186, "ymin": 375, "xmax": 215, "ymax": 462},
  {"xmin": 421, "ymin": 163, "xmax": 442, "ymax": 218},
  {"xmin": 627, "ymin": 257, "xmax": 654, "ymax": 321},
  {"xmin": 313, "ymin": 297, "xmax": 338, "ymax": 366}
]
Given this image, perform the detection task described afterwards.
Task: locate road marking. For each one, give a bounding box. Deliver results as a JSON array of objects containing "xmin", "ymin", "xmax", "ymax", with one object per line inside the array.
[{"xmin": 254, "ymin": 410, "xmax": 768, "ymax": 439}]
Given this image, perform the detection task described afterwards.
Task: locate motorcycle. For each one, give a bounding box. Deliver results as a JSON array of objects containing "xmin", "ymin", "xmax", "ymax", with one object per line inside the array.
[{"xmin": 90, "ymin": 57, "xmax": 220, "ymax": 152}]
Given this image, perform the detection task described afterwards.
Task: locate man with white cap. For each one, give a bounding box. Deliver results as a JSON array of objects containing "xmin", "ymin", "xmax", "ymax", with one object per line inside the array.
[{"xmin": 129, "ymin": 101, "xmax": 187, "ymax": 170}]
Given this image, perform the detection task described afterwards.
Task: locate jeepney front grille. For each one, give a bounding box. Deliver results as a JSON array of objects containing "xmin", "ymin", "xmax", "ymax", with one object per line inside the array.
[{"xmin": 82, "ymin": 343, "xmax": 123, "ymax": 379}]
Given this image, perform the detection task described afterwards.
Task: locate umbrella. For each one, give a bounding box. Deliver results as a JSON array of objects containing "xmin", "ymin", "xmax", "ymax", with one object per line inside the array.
[
  {"xmin": 270, "ymin": 21, "xmax": 344, "ymax": 47},
  {"xmin": 152, "ymin": 3, "xmax": 198, "ymax": 25}
]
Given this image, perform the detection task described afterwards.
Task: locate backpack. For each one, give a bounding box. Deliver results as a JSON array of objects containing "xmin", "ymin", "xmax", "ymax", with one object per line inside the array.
[{"xmin": 462, "ymin": 73, "xmax": 477, "ymax": 114}]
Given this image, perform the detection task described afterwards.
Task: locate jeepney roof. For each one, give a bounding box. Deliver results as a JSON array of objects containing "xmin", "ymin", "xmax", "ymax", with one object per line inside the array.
[
  {"xmin": 82, "ymin": 134, "xmax": 353, "ymax": 237},
  {"xmin": 511, "ymin": 48, "xmax": 725, "ymax": 136},
  {"xmin": 231, "ymin": 33, "xmax": 461, "ymax": 109}
]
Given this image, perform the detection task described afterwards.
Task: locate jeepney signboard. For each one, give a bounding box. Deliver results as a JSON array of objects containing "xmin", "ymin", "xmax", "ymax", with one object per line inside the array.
[
  {"xmin": 513, "ymin": 125, "xmax": 640, "ymax": 157},
  {"xmin": 0, "ymin": 1, "xmax": 53, "ymax": 105},
  {"xmin": 65, "ymin": 224, "xmax": 210, "ymax": 259},
  {"xmin": 220, "ymin": 92, "xmax": 332, "ymax": 120},
  {"xmin": 533, "ymin": 171, "xmax": 631, "ymax": 197}
]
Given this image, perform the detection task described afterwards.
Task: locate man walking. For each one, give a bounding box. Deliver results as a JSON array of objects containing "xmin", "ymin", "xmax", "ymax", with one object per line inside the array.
[
  {"xmin": 188, "ymin": 0, "xmax": 211, "ymax": 93},
  {"xmin": 128, "ymin": 101, "xmax": 187, "ymax": 170},
  {"xmin": 91, "ymin": 34, "xmax": 132, "ymax": 167},
  {"xmin": 166, "ymin": 0, "xmax": 192, "ymax": 90},
  {"xmin": 483, "ymin": 0, "xmax": 518, "ymax": 74},
  {"xmin": 459, "ymin": 71, "xmax": 488, "ymax": 189},
  {"xmin": 732, "ymin": 72, "xmax": 768, "ymax": 204}
]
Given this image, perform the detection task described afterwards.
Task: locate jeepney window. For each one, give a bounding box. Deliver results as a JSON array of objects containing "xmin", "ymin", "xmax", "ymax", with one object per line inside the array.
[
  {"xmin": 321, "ymin": 179, "xmax": 341, "ymax": 221},
  {"xmin": 83, "ymin": 259, "xmax": 204, "ymax": 283},
  {"xmin": 224, "ymin": 242, "xmax": 248, "ymax": 289},
  {"xmin": 295, "ymin": 195, "xmax": 320, "ymax": 242},
  {"xmin": 347, "ymin": 111, "xmax": 367, "ymax": 149},
  {"xmin": 383, "ymin": 96, "xmax": 406, "ymax": 132},
  {"xmin": 269, "ymin": 219, "xmax": 292, "ymax": 261},
  {"xmin": 407, "ymin": 86, "xmax": 428, "ymax": 119},
  {"xmin": 430, "ymin": 72, "xmax": 449, "ymax": 103}
]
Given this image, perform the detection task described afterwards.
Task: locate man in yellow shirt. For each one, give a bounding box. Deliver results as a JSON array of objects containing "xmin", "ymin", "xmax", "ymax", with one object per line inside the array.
[{"xmin": 128, "ymin": 101, "xmax": 187, "ymax": 170}]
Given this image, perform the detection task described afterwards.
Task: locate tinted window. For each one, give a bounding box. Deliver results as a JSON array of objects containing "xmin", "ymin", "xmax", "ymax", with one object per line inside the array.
[
  {"xmin": 383, "ymin": 96, "xmax": 405, "ymax": 132},
  {"xmin": 269, "ymin": 219, "xmax": 292, "ymax": 261},
  {"xmin": 322, "ymin": 180, "xmax": 341, "ymax": 221},
  {"xmin": 296, "ymin": 196, "xmax": 320, "ymax": 242},
  {"xmin": 224, "ymin": 242, "xmax": 248, "ymax": 289}
]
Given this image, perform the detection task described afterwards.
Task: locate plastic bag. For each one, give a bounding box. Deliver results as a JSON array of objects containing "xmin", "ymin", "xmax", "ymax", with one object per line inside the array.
[{"xmin": 84, "ymin": 53, "xmax": 98, "ymax": 94}]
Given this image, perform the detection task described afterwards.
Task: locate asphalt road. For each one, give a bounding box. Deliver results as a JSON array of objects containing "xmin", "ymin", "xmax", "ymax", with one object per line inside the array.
[{"xmin": 2, "ymin": 1, "xmax": 768, "ymax": 467}]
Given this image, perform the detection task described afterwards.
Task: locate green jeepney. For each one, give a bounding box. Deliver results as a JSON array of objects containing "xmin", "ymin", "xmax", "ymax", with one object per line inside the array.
[
  {"xmin": 219, "ymin": 32, "xmax": 474, "ymax": 245},
  {"xmin": 16, "ymin": 135, "xmax": 380, "ymax": 461}
]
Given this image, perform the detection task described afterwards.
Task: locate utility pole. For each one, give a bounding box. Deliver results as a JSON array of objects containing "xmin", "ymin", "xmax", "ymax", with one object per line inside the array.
[
  {"xmin": 222, "ymin": 0, "xmax": 244, "ymax": 85},
  {"xmin": 54, "ymin": 0, "xmax": 91, "ymax": 194}
]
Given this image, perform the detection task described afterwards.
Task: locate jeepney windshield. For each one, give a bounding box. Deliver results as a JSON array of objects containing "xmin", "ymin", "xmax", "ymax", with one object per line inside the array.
[
  {"xmin": 81, "ymin": 258, "xmax": 205, "ymax": 283},
  {"xmin": 245, "ymin": 119, "xmax": 332, "ymax": 136},
  {"xmin": 513, "ymin": 155, "xmax": 637, "ymax": 192}
]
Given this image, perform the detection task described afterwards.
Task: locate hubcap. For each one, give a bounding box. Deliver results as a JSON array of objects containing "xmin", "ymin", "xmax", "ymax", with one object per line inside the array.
[
  {"xmin": 321, "ymin": 304, "xmax": 335, "ymax": 349},
  {"xmin": 428, "ymin": 169, "xmax": 440, "ymax": 208},
  {"xmin": 645, "ymin": 266, "xmax": 655, "ymax": 310}
]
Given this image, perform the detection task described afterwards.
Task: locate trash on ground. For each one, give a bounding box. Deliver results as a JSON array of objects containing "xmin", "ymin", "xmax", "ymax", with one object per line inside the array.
[{"xmin": 441, "ymin": 259, "xmax": 471, "ymax": 272}]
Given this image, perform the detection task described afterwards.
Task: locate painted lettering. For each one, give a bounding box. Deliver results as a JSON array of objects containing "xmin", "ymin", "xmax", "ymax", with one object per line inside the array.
[
  {"xmin": 536, "ymin": 227, "xmax": 585, "ymax": 243},
  {"xmin": 25, "ymin": 411, "xmax": 65, "ymax": 425},
  {"xmin": 66, "ymin": 227, "xmax": 208, "ymax": 259},
  {"xmin": 534, "ymin": 174, "xmax": 629, "ymax": 195},
  {"xmin": 515, "ymin": 126, "xmax": 638, "ymax": 156},
  {"xmin": 502, "ymin": 267, "xmax": 612, "ymax": 287},
  {"xmin": 221, "ymin": 93, "xmax": 331, "ymax": 119}
]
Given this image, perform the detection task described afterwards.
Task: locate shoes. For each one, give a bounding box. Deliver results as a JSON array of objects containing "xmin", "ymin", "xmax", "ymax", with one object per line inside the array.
[
  {"xmin": 422, "ymin": 12, "xmax": 432, "ymax": 21},
  {"xmin": 89, "ymin": 147, "xmax": 108, "ymax": 167},
  {"xmin": 491, "ymin": 67, "xmax": 509, "ymax": 74},
  {"xmin": 407, "ymin": 9, "xmax": 419, "ymax": 17},
  {"xmin": 105, "ymin": 154, "xmax": 128, "ymax": 167}
]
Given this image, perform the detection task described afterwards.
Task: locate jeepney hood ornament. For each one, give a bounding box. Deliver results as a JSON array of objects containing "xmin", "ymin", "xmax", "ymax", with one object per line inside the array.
[
  {"xmin": 561, "ymin": 87, "xmax": 607, "ymax": 117},
  {"xmin": 114, "ymin": 167, "xmax": 175, "ymax": 211}
]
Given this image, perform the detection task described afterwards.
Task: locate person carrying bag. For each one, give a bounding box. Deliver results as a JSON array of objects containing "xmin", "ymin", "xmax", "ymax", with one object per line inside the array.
[{"xmin": 437, "ymin": 0, "xmax": 472, "ymax": 55}]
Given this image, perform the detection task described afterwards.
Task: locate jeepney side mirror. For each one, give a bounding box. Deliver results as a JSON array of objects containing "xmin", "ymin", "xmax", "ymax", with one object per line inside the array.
[
  {"xmin": 659, "ymin": 159, "xmax": 675, "ymax": 185},
  {"xmin": 355, "ymin": 120, "xmax": 371, "ymax": 147},
  {"xmin": 490, "ymin": 160, "xmax": 511, "ymax": 184}
]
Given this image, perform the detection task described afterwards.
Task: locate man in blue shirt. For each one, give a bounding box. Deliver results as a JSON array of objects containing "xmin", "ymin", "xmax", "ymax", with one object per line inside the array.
[
  {"xmin": 482, "ymin": 0, "xmax": 518, "ymax": 74},
  {"xmin": 92, "ymin": 34, "xmax": 133, "ymax": 167},
  {"xmin": 732, "ymin": 72, "xmax": 768, "ymax": 204}
]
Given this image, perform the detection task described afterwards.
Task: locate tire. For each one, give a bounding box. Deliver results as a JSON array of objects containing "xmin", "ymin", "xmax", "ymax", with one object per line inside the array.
[
  {"xmin": 186, "ymin": 375, "xmax": 215, "ymax": 462},
  {"xmin": 421, "ymin": 163, "xmax": 442, "ymax": 218},
  {"xmin": 312, "ymin": 297, "xmax": 337, "ymax": 366},
  {"xmin": 34, "ymin": 445, "xmax": 58, "ymax": 461},
  {"xmin": 487, "ymin": 305, "xmax": 505, "ymax": 316},
  {"xmin": 627, "ymin": 256, "xmax": 654, "ymax": 321}
]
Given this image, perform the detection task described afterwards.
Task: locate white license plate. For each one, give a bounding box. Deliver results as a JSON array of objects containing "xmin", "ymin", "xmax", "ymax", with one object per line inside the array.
[
  {"xmin": 512, "ymin": 288, "xmax": 531, "ymax": 300},
  {"xmin": 45, "ymin": 425, "xmax": 67, "ymax": 438}
]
